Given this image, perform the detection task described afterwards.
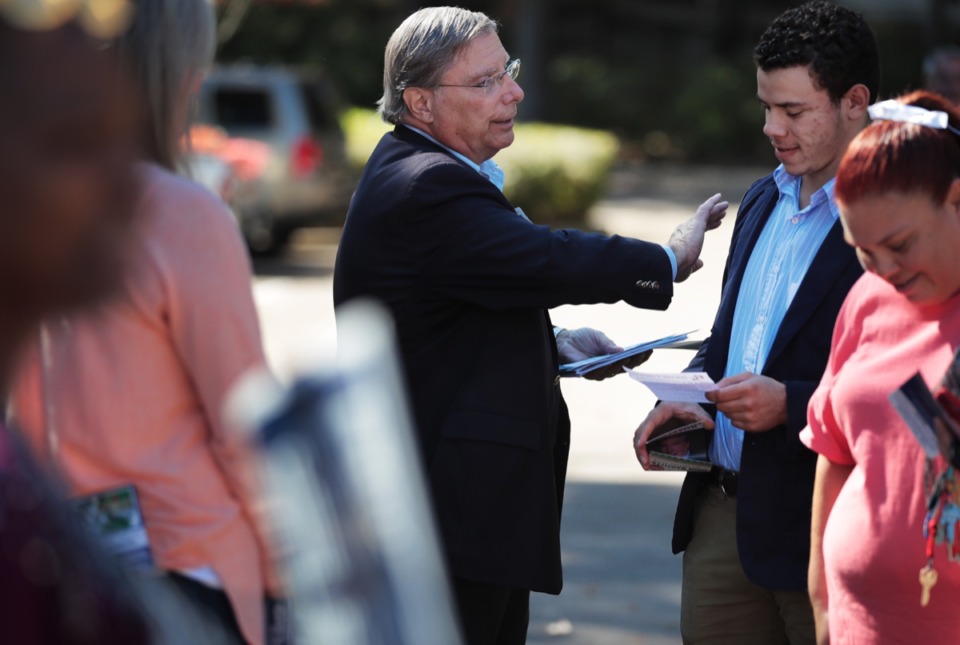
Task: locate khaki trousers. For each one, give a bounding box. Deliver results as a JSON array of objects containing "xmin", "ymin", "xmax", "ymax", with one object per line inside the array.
[{"xmin": 680, "ymin": 484, "xmax": 815, "ymax": 645}]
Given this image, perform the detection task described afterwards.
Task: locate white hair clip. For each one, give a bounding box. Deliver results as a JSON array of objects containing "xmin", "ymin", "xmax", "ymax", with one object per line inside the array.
[{"xmin": 868, "ymin": 99, "xmax": 960, "ymax": 135}]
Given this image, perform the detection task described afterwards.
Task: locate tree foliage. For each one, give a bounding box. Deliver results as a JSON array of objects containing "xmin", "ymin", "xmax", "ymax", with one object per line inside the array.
[{"xmin": 218, "ymin": 0, "xmax": 960, "ymax": 163}]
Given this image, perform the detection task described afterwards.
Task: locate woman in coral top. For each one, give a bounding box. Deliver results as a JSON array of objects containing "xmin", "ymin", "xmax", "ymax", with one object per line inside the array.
[
  {"xmin": 9, "ymin": 1, "xmax": 280, "ymax": 643},
  {"xmin": 802, "ymin": 91, "xmax": 960, "ymax": 644}
]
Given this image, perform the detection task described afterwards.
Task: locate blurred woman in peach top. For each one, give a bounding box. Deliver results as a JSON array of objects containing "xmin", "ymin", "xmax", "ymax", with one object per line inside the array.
[{"xmin": 9, "ymin": 1, "xmax": 280, "ymax": 643}]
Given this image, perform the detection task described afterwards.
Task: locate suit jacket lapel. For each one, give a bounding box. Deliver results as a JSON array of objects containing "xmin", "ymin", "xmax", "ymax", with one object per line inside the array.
[
  {"xmin": 394, "ymin": 125, "xmax": 515, "ymax": 210},
  {"xmin": 765, "ymin": 220, "xmax": 854, "ymax": 366}
]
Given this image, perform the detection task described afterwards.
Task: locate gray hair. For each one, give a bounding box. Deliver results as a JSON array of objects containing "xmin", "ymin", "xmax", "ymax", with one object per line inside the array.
[
  {"xmin": 115, "ymin": 0, "xmax": 215, "ymax": 170},
  {"xmin": 378, "ymin": 6, "xmax": 497, "ymax": 125}
]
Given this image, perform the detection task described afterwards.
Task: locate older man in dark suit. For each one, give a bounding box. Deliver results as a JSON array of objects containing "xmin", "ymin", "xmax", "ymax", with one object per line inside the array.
[{"xmin": 333, "ymin": 7, "xmax": 726, "ymax": 644}]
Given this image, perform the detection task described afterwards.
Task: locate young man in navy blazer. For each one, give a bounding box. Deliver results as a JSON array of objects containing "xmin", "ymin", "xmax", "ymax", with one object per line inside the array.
[
  {"xmin": 334, "ymin": 7, "xmax": 727, "ymax": 644},
  {"xmin": 634, "ymin": 2, "xmax": 879, "ymax": 643}
]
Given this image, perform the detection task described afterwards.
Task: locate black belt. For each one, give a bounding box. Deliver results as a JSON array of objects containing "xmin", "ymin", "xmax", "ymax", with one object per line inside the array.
[{"xmin": 710, "ymin": 466, "xmax": 739, "ymax": 498}]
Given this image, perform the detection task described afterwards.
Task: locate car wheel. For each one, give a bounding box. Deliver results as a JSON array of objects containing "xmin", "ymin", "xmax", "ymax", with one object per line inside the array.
[{"xmin": 244, "ymin": 213, "xmax": 293, "ymax": 257}]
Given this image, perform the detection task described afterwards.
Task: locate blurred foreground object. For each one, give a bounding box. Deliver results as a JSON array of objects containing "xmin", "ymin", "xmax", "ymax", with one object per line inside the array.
[
  {"xmin": 0, "ymin": 14, "xmax": 147, "ymax": 644},
  {"xmin": 6, "ymin": 0, "xmax": 284, "ymax": 641},
  {"xmin": 0, "ymin": 428, "xmax": 153, "ymax": 643},
  {"xmin": 0, "ymin": 0, "xmax": 133, "ymax": 37},
  {"xmin": 0, "ymin": 12, "xmax": 138, "ymax": 331},
  {"xmin": 227, "ymin": 300, "xmax": 462, "ymax": 644}
]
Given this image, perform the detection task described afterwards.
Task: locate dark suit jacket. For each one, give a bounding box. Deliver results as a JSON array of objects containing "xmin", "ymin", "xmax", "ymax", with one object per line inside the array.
[
  {"xmin": 672, "ymin": 174, "xmax": 863, "ymax": 591},
  {"xmin": 334, "ymin": 125, "xmax": 674, "ymax": 594}
]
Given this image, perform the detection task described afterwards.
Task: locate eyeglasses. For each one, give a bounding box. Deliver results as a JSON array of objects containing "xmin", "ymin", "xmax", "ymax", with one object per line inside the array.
[{"xmin": 436, "ymin": 59, "xmax": 521, "ymax": 92}]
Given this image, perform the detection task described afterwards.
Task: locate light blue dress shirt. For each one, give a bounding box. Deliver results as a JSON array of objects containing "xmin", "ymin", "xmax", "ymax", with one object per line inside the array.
[
  {"xmin": 405, "ymin": 125, "xmax": 506, "ymax": 190},
  {"xmin": 402, "ymin": 124, "xmax": 678, "ymax": 279},
  {"xmin": 709, "ymin": 166, "xmax": 839, "ymax": 471}
]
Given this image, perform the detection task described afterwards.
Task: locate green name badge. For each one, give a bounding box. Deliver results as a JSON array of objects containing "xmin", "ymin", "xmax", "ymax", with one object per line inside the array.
[{"xmin": 73, "ymin": 484, "xmax": 154, "ymax": 571}]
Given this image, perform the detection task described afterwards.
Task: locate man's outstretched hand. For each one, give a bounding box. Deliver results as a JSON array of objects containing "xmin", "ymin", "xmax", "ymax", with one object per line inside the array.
[
  {"xmin": 556, "ymin": 327, "xmax": 652, "ymax": 381},
  {"xmin": 667, "ymin": 193, "xmax": 728, "ymax": 282}
]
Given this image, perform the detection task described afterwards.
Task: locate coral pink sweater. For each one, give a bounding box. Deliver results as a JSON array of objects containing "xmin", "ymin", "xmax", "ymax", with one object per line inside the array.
[
  {"xmin": 11, "ymin": 163, "xmax": 273, "ymax": 644},
  {"xmin": 802, "ymin": 272, "xmax": 960, "ymax": 643}
]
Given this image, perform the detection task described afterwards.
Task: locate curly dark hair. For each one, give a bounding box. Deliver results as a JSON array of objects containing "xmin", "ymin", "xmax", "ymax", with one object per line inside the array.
[{"xmin": 754, "ymin": 0, "xmax": 880, "ymax": 104}]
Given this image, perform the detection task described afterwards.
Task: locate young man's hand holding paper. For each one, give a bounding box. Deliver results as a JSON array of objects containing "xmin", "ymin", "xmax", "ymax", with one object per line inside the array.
[{"xmin": 704, "ymin": 372, "xmax": 787, "ymax": 432}]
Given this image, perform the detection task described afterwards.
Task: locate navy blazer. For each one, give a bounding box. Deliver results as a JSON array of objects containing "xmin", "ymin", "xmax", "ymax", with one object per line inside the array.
[
  {"xmin": 334, "ymin": 125, "xmax": 675, "ymax": 594},
  {"xmin": 672, "ymin": 174, "xmax": 863, "ymax": 591}
]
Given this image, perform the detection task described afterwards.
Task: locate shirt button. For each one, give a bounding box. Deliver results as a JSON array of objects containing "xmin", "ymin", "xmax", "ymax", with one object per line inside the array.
[{"xmin": 791, "ymin": 216, "xmax": 799, "ymax": 224}]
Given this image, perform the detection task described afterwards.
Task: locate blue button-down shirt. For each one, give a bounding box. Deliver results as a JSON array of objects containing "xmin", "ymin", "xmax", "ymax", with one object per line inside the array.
[
  {"xmin": 405, "ymin": 125, "xmax": 506, "ymax": 190},
  {"xmin": 709, "ymin": 166, "xmax": 839, "ymax": 471}
]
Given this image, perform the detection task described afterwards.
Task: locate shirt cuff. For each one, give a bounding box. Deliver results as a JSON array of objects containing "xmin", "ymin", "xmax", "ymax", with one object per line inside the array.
[{"xmin": 660, "ymin": 244, "xmax": 678, "ymax": 281}]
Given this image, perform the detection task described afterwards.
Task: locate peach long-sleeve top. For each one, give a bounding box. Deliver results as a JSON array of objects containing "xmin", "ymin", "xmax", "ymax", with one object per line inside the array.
[{"xmin": 10, "ymin": 163, "xmax": 274, "ymax": 645}]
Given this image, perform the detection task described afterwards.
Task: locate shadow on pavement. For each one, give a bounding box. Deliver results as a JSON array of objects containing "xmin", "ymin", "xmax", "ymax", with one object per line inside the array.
[
  {"xmin": 251, "ymin": 254, "xmax": 334, "ymax": 278},
  {"xmin": 528, "ymin": 480, "xmax": 684, "ymax": 645},
  {"xmin": 250, "ymin": 227, "xmax": 340, "ymax": 278}
]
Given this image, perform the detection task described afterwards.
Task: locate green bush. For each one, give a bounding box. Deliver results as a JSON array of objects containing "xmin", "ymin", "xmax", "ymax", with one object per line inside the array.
[
  {"xmin": 663, "ymin": 63, "xmax": 767, "ymax": 163},
  {"xmin": 341, "ymin": 107, "xmax": 392, "ymax": 171},
  {"xmin": 340, "ymin": 108, "xmax": 618, "ymax": 225}
]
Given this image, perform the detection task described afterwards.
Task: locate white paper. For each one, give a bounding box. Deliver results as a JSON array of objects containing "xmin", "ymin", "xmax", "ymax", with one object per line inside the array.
[{"xmin": 627, "ymin": 370, "xmax": 718, "ymax": 403}]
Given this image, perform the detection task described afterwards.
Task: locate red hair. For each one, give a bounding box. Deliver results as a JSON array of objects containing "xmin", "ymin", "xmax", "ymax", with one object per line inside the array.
[{"xmin": 836, "ymin": 91, "xmax": 960, "ymax": 207}]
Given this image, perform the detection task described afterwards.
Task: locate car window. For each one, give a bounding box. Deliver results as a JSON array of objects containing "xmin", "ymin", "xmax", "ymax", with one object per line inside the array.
[
  {"xmin": 213, "ymin": 88, "xmax": 273, "ymax": 129},
  {"xmin": 299, "ymin": 83, "xmax": 336, "ymax": 133}
]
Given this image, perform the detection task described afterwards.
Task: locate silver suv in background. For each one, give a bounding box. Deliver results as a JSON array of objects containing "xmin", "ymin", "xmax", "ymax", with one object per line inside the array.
[{"xmin": 195, "ymin": 65, "xmax": 353, "ymax": 254}]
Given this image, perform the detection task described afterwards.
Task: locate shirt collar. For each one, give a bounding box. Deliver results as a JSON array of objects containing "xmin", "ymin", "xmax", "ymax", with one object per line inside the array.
[
  {"xmin": 404, "ymin": 125, "xmax": 505, "ymax": 191},
  {"xmin": 772, "ymin": 164, "xmax": 840, "ymax": 220}
]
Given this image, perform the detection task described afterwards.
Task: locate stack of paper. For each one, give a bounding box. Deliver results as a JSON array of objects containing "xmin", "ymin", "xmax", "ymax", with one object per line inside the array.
[
  {"xmin": 559, "ymin": 331, "xmax": 698, "ymax": 377},
  {"xmin": 644, "ymin": 419, "xmax": 713, "ymax": 472},
  {"xmin": 627, "ymin": 370, "xmax": 718, "ymax": 403}
]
